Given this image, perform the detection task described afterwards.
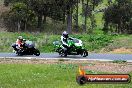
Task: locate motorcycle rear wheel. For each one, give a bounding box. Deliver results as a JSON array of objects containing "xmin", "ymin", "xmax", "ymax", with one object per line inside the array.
[{"xmin": 17, "ymin": 50, "xmax": 23, "ymax": 56}]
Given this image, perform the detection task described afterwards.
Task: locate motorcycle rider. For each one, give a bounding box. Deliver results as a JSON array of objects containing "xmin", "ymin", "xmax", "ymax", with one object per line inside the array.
[
  {"xmin": 22, "ymin": 39, "xmax": 28, "ymax": 48},
  {"xmin": 12, "ymin": 36, "xmax": 23, "ymax": 51},
  {"xmin": 61, "ymin": 31, "xmax": 73, "ymax": 52}
]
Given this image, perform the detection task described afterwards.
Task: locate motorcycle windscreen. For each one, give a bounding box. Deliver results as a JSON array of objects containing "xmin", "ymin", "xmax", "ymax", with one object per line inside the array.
[
  {"xmin": 25, "ymin": 41, "xmax": 35, "ymax": 48},
  {"xmin": 53, "ymin": 41, "xmax": 61, "ymax": 45},
  {"xmin": 72, "ymin": 39, "xmax": 79, "ymax": 43}
]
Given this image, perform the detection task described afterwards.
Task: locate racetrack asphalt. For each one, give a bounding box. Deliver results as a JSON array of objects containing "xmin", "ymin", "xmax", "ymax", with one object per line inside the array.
[{"xmin": 0, "ymin": 53, "xmax": 132, "ymax": 62}]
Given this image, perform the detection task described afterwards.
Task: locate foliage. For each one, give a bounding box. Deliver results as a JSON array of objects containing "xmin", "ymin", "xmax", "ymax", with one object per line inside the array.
[
  {"xmin": 90, "ymin": 0, "xmax": 103, "ymax": 10},
  {"xmin": 81, "ymin": 0, "xmax": 103, "ymax": 33},
  {"xmin": 2, "ymin": 0, "xmax": 132, "ymax": 34},
  {"xmin": 2, "ymin": 0, "xmax": 78, "ymax": 32},
  {"xmin": 103, "ymin": 0, "xmax": 132, "ymax": 34},
  {"xmin": 2, "ymin": 0, "xmax": 104, "ymax": 33},
  {"xmin": 1, "ymin": 2, "xmax": 35, "ymax": 31},
  {"xmin": 86, "ymin": 34, "xmax": 113, "ymax": 51}
]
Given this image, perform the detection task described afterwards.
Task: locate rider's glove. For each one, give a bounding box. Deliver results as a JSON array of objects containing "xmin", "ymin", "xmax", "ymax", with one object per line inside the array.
[{"xmin": 68, "ymin": 45, "xmax": 71, "ymax": 48}]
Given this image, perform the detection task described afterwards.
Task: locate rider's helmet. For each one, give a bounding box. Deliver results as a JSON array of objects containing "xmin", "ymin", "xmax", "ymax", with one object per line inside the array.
[
  {"xmin": 18, "ymin": 36, "xmax": 23, "ymax": 40},
  {"xmin": 62, "ymin": 31, "xmax": 69, "ymax": 38},
  {"xmin": 18, "ymin": 36, "xmax": 23, "ymax": 42}
]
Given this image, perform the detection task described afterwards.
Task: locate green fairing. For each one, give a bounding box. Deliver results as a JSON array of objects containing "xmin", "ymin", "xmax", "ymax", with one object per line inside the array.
[{"xmin": 53, "ymin": 38, "xmax": 88, "ymax": 57}]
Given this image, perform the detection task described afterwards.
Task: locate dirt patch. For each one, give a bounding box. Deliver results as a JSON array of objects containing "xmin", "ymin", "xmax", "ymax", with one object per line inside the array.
[
  {"xmin": 109, "ymin": 47, "xmax": 132, "ymax": 54},
  {"xmin": 100, "ymin": 47, "xmax": 132, "ymax": 54},
  {"xmin": 82, "ymin": 62, "xmax": 132, "ymax": 73},
  {"xmin": 0, "ymin": 58, "xmax": 132, "ymax": 73}
]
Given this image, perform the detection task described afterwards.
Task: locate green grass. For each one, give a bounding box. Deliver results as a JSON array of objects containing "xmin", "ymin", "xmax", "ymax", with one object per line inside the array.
[
  {"xmin": 0, "ymin": 32, "xmax": 132, "ymax": 53},
  {"xmin": 0, "ymin": 32, "xmax": 60, "ymax": 53},
  {"xmin": 0, "ymin": 32, "xmax": 114, "ymax": 53},
  {"xmin": 104, "ymin": 35, "xmax": 132, "ymax": 52},
  {"xmin": 112, "ymin": 60, "xmax": 127, "ymax": 64},
  {"xmin": 0, "ymin": 64, "xmax": 131, "ymax": 88}
]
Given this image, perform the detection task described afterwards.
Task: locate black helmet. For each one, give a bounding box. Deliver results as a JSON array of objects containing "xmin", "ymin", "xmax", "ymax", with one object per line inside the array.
[{"xmin": 62, "ymin": 31, "xmax": 69, "ymax": 38}]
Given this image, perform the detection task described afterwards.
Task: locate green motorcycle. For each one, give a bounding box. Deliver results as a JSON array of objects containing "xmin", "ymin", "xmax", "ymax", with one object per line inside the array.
[{"xmin": 53, "ymin": 38, "xmax": 88, "ymax": 57}]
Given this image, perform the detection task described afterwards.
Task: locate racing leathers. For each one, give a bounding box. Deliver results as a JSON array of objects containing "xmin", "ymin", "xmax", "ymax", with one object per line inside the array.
[
  {"xmin": 61, "ymin": 36, "xmax": 73, "ymax": 52},
  {"xmin": 12, "ymin": 39, "xmax": 23, "ymax": 51}
]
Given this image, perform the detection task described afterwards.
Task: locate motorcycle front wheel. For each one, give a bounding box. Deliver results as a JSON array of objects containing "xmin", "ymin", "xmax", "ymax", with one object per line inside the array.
[
  {"xmin": 59, "ymin": 49, "xmax": 67, "ymax": 57},
  {"xmin": 34, "ymin": 49, "xmax": 40, "ymax": 56},
  {"xmin": 17, "ymin": 50, "xmax": 23, "ymax": 56},
  {"xmin": 82, "ymin": 49, "xmax": 88, "ymax": 57}
]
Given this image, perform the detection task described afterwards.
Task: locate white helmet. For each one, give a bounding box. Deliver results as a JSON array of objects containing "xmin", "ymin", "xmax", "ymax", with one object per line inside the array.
[{"xmin": 18, "ymin": 36, "xmax": 23, "ymax": 40}]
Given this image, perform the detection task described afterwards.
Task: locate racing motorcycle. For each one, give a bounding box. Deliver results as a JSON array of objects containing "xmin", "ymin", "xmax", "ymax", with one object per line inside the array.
[
  {"xmin": 13, "ymin": 40, "xmax": 40, "ymax": 56},
  {"xmin": 53, "ymin": 38, "xmax": 88, "ymax": 57}
]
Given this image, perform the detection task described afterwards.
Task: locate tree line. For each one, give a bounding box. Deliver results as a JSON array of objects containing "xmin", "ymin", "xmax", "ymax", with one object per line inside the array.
[
  {"xmin": 2, "ymin": 0, "xmax": 103, "ymax": 33},
  {"xmin": 1, "ymin": 0, "xmax": 132, "ymax": 34}
]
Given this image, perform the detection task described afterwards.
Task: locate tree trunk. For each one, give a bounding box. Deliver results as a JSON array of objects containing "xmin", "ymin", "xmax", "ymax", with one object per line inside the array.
[
  {"xmin": 37, "ymin": 14, "xmax": 42, "ymax": 32},
  {"xmin": 67, "ymin": 11, "xmax": 72, "ymax": 34},
  {"xmin": 75, "ymin": 0, "xmax": 79, "ymax": 32},
  {"xmin": 63, "ymin": 9, "xmax": 66, "ymax": 24},
  {"xmin": 17, "ymin": 21, "xmax": 21, "ymax": 32},
  {"xmin": 82, "ymin": 0, "xmax": 85, "ymax": 32},
  {"xmin": 92, "ymin": 0, "xmax": 96, "ymax": 10},
  {"xmin": 103, "ymin": 22, "xmax": 108, "ymax": 33},
  {"xmin": 118, "ymin": 23, "xmax": 121, "ymax": 34},
  {"xmin": 66, "ymin": 4, "xmax": 72, "ymax": 34},
  {"xmin": 43, "ymin": 15, "xmax": 46, "ymax": 24},
  {"xmin": 84, "ymin": 0, "xmax": 89, "ymax": 33},
  {"xmin": 90, "ymin": 14, "xmax": 96, "ymax": 33},
  {"xmin": 24, "ymin": 20, "xmax": 27, "ymax": 32}
]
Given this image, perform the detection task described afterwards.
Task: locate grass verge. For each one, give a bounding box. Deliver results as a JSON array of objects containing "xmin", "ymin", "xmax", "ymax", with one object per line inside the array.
[
  {"xmin": 0, "ymin": 63, "xmax": 131, "ymax": 88},
  {"xmin": 0, "ymin": 32, "xmax": 113, "ymax": 53},
  {"xmin": 0, "ymin": 32, "xmax": 132, "ymax": 53}
]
